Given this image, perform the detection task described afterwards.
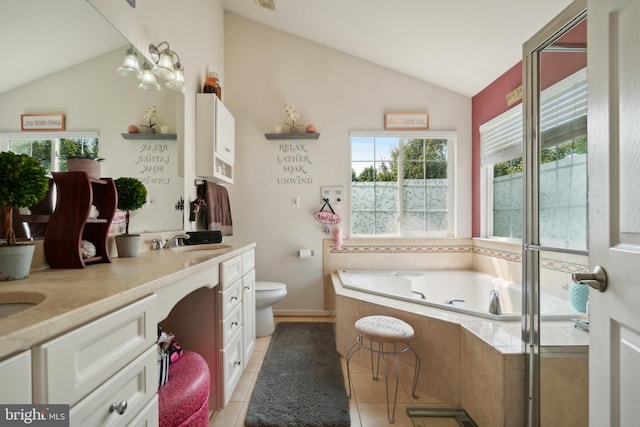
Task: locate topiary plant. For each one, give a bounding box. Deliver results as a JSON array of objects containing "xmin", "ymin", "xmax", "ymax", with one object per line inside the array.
[
  {"xmin": 0, "ymin": 152, "xmax": 49, "ymax": 245},
  {"xmin": 114, "ymin": 177, "xmax": 147, "ymax": 236}
]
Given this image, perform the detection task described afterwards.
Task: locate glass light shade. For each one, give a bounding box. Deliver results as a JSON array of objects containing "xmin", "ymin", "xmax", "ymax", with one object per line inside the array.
[
  {"xmin": 138, "ymin": 63, "xmax": 161, "ymax": 91},
  {"xmin": 117, "ymin": 47, "xmax": 142, "ymax": 79},
  {"xmin": 152, "ymin": 50, "xmax": 177, "ymax": 80},
  {"xmin": 165, "ymin": 66, "xmax": 185, "ymax": 93}
]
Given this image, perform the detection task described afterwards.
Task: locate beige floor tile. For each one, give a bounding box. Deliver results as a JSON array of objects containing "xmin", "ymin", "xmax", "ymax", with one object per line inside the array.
[
  {"xmin": 356, "ymin": 402, "xmax": 415, "ymax": 427},
  {"xmin": 209, "ymin": 401, "xmax": 243, "ymax": 427},
  {"xmin": 229, "ymin": 370, "xmax": 257, "ymax": 402}
]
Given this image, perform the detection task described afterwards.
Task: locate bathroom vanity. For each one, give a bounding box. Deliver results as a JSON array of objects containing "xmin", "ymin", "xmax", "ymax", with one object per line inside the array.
[{"xmin": 0, "ymin": 241, "xmax": 255, "ymax": 425}]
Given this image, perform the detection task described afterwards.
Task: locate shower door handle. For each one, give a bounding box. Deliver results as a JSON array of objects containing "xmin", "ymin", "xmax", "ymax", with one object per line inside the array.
[{"xmin": 572, "ymin": 265, "xmax": 607, "ymax": 292}]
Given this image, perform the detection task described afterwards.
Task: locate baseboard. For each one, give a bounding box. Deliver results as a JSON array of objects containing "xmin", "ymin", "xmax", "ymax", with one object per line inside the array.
[{"xmin": 274, "ymin": 308, "xmax": 331, "ymax": 317}]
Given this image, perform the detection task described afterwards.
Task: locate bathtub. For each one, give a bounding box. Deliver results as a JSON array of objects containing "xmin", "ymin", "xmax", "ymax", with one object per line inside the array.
[{"xmin": 337, "ymin": 269, "xmax": 580, "ymax": 321}]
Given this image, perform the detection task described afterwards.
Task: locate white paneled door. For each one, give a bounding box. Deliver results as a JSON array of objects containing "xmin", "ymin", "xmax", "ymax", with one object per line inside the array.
[{"xmin": 588, "ymin": 0, "xmax": 640, "ymax": 425}]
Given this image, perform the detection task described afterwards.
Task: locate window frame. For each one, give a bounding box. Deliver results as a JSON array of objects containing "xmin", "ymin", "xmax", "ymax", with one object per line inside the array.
[
  {"xmin": 0, "ymin": 131, "xmax": 99, "ymax": 173},
  {"xmin": 480, "ymin": 68, "xmax": 587, "ymax": 245},
  {"xmin": 350, "ymin": 130, "xmax": 457, "ymax": 238}
]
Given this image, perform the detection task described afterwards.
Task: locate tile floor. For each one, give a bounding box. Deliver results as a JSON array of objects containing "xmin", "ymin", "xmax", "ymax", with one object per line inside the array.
[{"xmin": 209, "ymin": 317, "xmax": 453, "ymax": 427}]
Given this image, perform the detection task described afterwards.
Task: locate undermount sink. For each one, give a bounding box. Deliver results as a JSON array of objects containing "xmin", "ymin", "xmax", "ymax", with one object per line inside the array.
[
  {"xmin": 0, "ymin": 291, "xmax": 46, "ymax": 319},
  {"xmin": 173, "ymin": 244, "xmax": 232, "ymax": 252}
]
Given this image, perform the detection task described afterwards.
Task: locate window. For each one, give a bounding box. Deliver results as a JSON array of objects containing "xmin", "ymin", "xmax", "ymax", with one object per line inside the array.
[
  {"xmin": 480, "ymin": 68, "xmax": 587, "ymax": 249},
  {"xmin": 0, "ymin": 132, "xmax": 99, "ymax": 174},
  {"xmin": 350, "ymin": 132, "xmax": 456, "ymax": 236}
]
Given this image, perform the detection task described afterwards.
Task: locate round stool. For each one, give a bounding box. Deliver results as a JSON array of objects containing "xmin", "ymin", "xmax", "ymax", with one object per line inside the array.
[
  {"xmin": 158, "ymin": 351, "xmax": 210, "ymax": 427},
  {"xmin": 345, "ymin": 315, "xmax": 420, "ymax": 423}
]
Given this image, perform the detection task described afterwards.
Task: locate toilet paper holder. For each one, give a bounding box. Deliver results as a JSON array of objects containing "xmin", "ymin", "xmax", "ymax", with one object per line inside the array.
[{"xmin": 298, "ymin": 249, "xmax": 314, "ymax": 258}]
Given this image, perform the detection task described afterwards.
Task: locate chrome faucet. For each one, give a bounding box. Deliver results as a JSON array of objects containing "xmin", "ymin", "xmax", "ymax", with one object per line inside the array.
[
  {"xmin": 488, "ymin": 290, "xmax": 502, "ymax": 315},
  {"xmin": 165, "ymin": 233, "xmax": 190, "ymax": 248}
]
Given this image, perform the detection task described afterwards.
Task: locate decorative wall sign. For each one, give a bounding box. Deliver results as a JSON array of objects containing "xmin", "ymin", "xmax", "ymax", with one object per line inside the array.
[
  {"xmin": 21, "ymin": 114, "xmax": 65, "ymax": 131},
  {"xmin": 276, "ymin": 143, "xmax": 314, "ymax": 184},
  {"xmin": 506, "ymin": 86, "xmax": 523, "ymax": 106},
  {"xmin": 384, "ymin": 112, "xmax": 429, "ymax": 130}
]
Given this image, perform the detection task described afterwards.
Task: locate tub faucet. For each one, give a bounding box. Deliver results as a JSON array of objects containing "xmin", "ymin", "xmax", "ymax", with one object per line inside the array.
[
  {"xmin": 165, "ymin": 233, "xmax": 190, "ymax": 248},
  {"xmin": 488, "ymin": 290, "xmax": 502, "ymax": 315},
  {"xmin": 411, "ymin": 290, "xmax": 426, "ymax": 300}
]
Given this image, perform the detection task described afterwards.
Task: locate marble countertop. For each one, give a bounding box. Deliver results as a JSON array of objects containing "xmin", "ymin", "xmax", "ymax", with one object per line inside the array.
[{"xmin": 0, "ymin": 242, "xmax": 255, "ymax": 360}]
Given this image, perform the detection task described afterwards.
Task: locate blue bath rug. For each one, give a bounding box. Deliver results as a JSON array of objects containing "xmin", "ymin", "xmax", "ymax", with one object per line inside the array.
[{"xmin": 245, "ymin": 322, "xmax": 350, "ymax": 427}]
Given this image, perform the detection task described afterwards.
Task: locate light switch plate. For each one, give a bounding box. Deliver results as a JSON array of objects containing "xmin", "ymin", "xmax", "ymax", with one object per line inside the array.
[{"xmin": 321, "ymin": 186, "xmax": 344, "ymax": 205}]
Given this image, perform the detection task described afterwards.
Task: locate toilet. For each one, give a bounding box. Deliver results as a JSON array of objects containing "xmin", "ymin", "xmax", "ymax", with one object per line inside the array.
[{"xmin": 255, "ymin": 281, "xmax": 287, "ymax": 337}]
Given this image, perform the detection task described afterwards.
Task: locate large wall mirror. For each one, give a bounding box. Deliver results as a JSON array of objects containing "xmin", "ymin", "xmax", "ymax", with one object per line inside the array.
[{"xmin": 0, "ymin": 0, "xmax": 185, "ymax": 235}]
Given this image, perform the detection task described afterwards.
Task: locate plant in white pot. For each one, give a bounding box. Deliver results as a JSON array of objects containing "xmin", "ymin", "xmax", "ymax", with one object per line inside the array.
[
  {"xmin": 0, "ymin": 151, "xmax": 50, "ymax": 280},
  {"xmin": 114, "ymin": 177, "xmax": 147, "ymax": 258}
]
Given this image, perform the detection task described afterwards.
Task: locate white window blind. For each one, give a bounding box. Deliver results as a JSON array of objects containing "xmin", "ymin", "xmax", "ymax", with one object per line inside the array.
[{"xmin": 480, "ymin": 67, "xmax": 587, "ymax": 165}]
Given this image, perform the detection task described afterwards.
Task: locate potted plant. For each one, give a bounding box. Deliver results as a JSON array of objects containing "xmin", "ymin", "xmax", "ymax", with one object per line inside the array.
[
  {"xmin": 114, "ymin": 177, "xmax": 147, "ymax": 257},
  {"xmin": 0, "ymin": 152, "xmax": 50, "ymax": 280},
  {"xmin": 64, "ymin": 154, "xmax": 105, "ymax": 180}
]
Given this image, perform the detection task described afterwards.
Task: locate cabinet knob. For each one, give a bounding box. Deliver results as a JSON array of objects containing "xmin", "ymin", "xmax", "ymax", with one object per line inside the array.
[{"xmin": 109, "ymin": 400, "xmax": 128, "ymax": 415}]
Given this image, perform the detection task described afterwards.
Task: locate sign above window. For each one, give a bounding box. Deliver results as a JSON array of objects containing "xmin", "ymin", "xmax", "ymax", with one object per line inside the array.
[
  {"xmin": 20, "ymin": 114, "xmax": 65, "ymax": 131},
  {"xmin": 384, "ymin": 112, "xmax": 429, "ymax": 130}
]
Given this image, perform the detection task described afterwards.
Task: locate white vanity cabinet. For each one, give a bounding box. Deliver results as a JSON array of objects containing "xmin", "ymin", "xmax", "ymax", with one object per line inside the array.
[
  {"xmin": 0, "ymin": 350, "xmax": 32, "ymax": 403},
  {"xmin": 242, "ymin": 249, "xmax": 256, "ymax": 362},
  {"xmin": 32, "ymin": 295, "xmax": 158, "ymax": 426},
  {"xmin": 217, "ymin": 249, "xmax": 256, "ymax": 407},
  {"xmin": 196, "ymin": 94, "xmax": 235, "ymax": 183}
]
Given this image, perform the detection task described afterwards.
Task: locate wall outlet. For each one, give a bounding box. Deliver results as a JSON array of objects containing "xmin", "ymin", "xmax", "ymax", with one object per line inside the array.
[
  {"xmin": 291, "ymin": 196, "xmax": 301, "ymax": 208},
  {"xmin": 147, "ymin": 195, "xmax": 157, "ymax": 208},
  {"xmin": 321, "ymin": 186, "xmax": 344, "ymax": 205}
]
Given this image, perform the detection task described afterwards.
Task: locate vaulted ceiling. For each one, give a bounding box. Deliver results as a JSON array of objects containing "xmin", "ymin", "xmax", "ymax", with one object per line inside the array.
[{"xmin": 1, "ymin": 0, "xmax": 574, "ymax": 96}]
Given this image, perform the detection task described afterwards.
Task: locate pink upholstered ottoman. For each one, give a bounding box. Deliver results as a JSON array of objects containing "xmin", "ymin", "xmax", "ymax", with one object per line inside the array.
[{"xmin": 158, "ymin": 351, "xmax": 210, "ymax": 427}]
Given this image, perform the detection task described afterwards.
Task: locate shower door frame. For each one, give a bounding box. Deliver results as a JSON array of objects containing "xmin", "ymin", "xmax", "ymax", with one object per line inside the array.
[{"xmin": 521, "ymin": 1, "xmax": 587, "ymax": 426}]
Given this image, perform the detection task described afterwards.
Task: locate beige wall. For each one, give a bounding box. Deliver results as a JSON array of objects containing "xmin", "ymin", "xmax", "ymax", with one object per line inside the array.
[{"xmin": 224, "ymin": 13, "xmax": 472, "ymax": 315}]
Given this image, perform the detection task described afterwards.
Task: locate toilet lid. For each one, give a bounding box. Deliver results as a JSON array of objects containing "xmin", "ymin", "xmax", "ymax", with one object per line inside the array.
[{"xmin": 256, "ymin": 281, "xmax": 287, "ymax": 291}]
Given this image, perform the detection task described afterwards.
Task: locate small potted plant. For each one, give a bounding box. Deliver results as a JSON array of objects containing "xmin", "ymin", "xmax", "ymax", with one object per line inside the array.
[
  {"xmin": 0, "ymin": 152, "xmax": 50, "ymax": 280},
  {"xmin": 138, "ymin": 105, "xmax": 158, "ymax": 134},
  {"xmin": 114, "ymin": 177, "xmax": 147, "ymax": 257},
  {"xmin": 64, "ymin": 154, "xmax": 105, "ymax": 180}
]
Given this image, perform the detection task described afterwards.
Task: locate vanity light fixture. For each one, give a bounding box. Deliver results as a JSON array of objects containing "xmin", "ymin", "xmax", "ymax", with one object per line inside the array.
[
  {"xmin": 165, "ymin": 63, "xmax": 186, "ymax": 94},
  {"xmin": 149, "ymin": 42, "xmax": 178, "ymax": 80},
  {"xmin": 117, "ymin": 46, "xmax": 142, "ymax": 79},
  {"xmin": 117, "ymin": 43, "xmax": 185, "ymax": 93},
  {"xmin": 138, "ymin": 62, "xmax": 161, "ymax": 91}
]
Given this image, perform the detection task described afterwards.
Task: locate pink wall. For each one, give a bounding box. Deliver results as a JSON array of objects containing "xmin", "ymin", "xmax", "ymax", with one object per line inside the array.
[
  {"xmin": 471, "ymin": 62, "xmax": 522, "ymax": 236},
  {"xmin": 470, "ymin": 21, "xmax": 586, "ymax": 237}
]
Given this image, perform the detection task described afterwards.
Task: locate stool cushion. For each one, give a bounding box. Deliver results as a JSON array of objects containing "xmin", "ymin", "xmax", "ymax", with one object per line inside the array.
[
  {"xmin": 355, "ymin": 315, "xmax": 415, "ymax": 342},
  {"xmin": 158, "ymin": 351, "xmax": 210, "ymax": 427}
]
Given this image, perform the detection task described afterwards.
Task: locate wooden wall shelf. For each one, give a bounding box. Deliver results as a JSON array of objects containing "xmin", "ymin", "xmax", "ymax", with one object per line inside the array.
[
  {"xmin": 264, "ymin": 133, "xmax": 319, "ymax": 140},
  {"xmin": 121, "ymin": 133, "xmax": 177, "ymax": 140}
]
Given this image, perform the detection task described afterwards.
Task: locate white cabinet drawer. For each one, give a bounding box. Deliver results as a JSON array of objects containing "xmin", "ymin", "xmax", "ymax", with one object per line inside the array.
[
  {"xmin": 220, "ymin": 280, "xmax": 242, "ymax": 317},
  {"xmin": 33, "ymin": 295, "xmax": 157, "ymax": 405},
  {"xmin": 241, "ymin": 249, "xmax": 255, "ymax": 275},
  {"xmin": 127, "ymin": 395, "xmax": 158, "ymax": 427},
  {"xmin": 70, "ymin": 346, "xmax": 157, "ymax": 427},
  {"xmin": 0, "ymin": 350, "xmax": 31, "ymax": 403},
  {"xmin": 221, "ymin": 332, "xmax": 243, "ymax": 405},
  {"xmin": 221, "ymin": 303, "xmax": 242, "ymax": 348},
  {"xmin": 221, "ymin": 255, "xmax": 242, "ymax": 290}
]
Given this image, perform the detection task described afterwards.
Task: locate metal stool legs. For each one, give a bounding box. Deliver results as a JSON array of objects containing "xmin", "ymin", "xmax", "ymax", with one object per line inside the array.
[{"xmin": 345, "ymin": 335, "xmax": 421, "ymax": 423}]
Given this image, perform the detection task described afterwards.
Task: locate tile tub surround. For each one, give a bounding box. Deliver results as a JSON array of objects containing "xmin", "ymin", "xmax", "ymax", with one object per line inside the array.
[
  {"xmin": 333, "ymin": 274, "xmax": 589, "ymax": 427},
  {"xmin": 323, "ymin": 237, "xmax": 589, "ymax": 313}
]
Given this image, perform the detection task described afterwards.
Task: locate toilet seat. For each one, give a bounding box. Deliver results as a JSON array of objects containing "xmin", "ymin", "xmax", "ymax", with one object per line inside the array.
[{"xmin": 256, "ymin": 281, "xmax": 286, "ymax": 292}]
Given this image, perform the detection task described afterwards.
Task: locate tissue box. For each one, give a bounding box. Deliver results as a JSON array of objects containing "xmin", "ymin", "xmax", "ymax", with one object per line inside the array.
[{"xmin": 158, "ymin": 350, "xmax": 169, "ymax": 388}]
